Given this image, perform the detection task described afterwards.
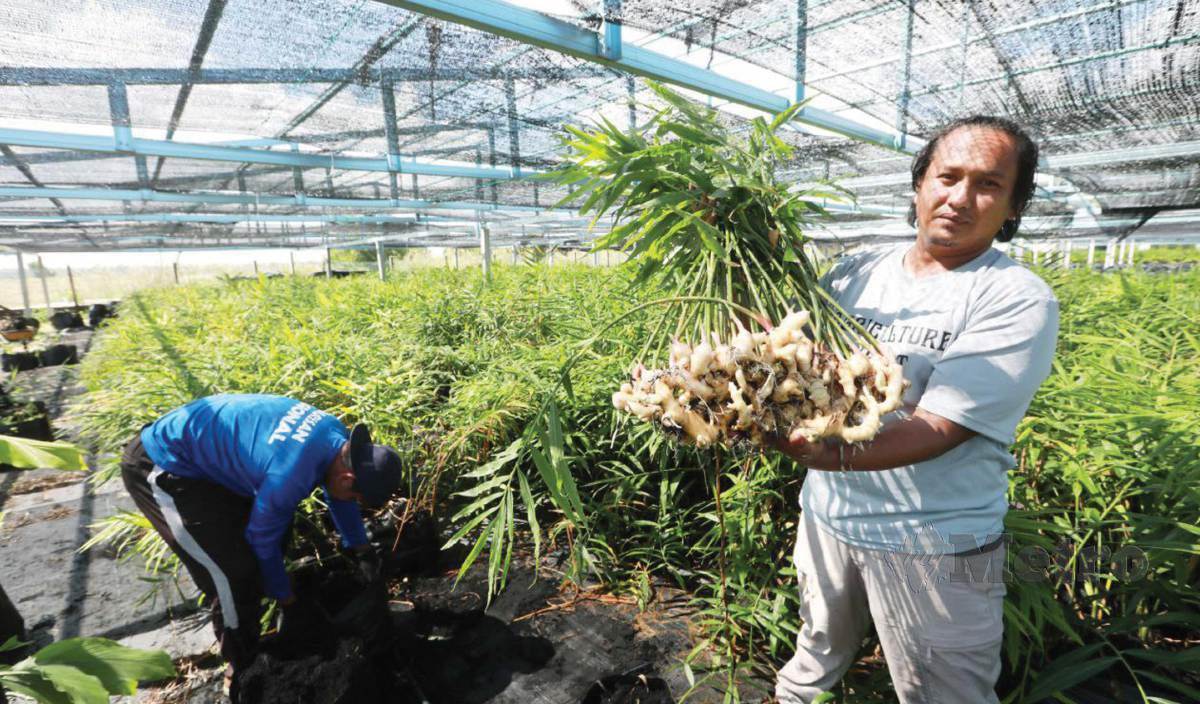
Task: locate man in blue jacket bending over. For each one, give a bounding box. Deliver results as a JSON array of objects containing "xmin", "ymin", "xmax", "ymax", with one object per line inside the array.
[{"xmin": 119, "ymin": 394, "xmax": 404, "ymax": 681}]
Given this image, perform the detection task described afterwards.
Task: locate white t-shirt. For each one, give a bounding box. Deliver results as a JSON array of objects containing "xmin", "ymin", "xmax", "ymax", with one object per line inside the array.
[{"xmin": 800, "ymin": 243, "xmax": 1059, "ymax": 554}]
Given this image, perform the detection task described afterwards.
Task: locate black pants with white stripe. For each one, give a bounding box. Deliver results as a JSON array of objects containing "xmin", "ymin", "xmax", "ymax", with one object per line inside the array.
[{"xmin": 121, "ymin": 436, "xmax": 263, "ymax": 671}]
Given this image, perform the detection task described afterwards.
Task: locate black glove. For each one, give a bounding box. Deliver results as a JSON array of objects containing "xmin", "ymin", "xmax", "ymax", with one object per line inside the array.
[
  {"xmin": 352, "ymin": 545, "xmax": 383, "ymax": 586},
  {"xmin": 278, "ymin": 596, "xmax": 329, "ymax": 640}
]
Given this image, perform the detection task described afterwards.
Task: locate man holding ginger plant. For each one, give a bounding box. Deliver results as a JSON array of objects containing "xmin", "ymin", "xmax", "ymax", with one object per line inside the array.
[{"xmin": 772, "ymin": 117, "xmax": 1059, "ymax": 704}]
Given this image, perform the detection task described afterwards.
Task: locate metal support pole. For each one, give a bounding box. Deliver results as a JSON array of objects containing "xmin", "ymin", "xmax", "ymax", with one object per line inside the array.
[
  {"xmin": 487, "ymin": 128, "xmax": 498, "ymax": 205},
  {"xmin": 625, "ymin": 75, "xmax": 637, "ymax": 131},
  {"xmin": 454, "ymin": 247, "xmax": 460, "ymax": 269},
  {"xmin": 599, "ymin": 0, "xmax": 622, "ymax": 61},
  {"xmin": 67, "ymin": 266, "xmax": 79, "ymax": 308},
  {"xmin": 325, "ymin": 245, "xmax": 332, "ymax": 278},
  {"xmin": 548, "ymin": 248, "xmax": 554, "ymax": 267},
  {"xmin": 1061, "ymin": 240, "xmax": 1070, "ymax": 270},
  {"xmin": 895, "ymin": 0, "xmax": 915, "ymax": 149},
  {"xmin": 107, "ymin": 81, "xmax": 150, "ymax": 191},
  {"xmin": 512, "ymin": 245, "xmax": 519, "ymax": 265},
  {"xmin": 794, "ymin": 0, "xmax": 807, "ymax": 103},
  {"xmin": 474, "ymin": 148, "xmax": 484, "ymax": 201},
  {"xmin": 592, "ymin": 250, "xmax": 599, "ymax": 266},
  {"xmin": 15, "ymin": 252, "xmax": 31, "ymax": 316},
  {"xmin": 290, "ymin": 250, "xmax": 296, "ymax": 275},
  {"xmin": 376, "ymin": 240, "xmax": 387, "ymax": 281},
  {"xmin": 173, "ymin": 261, "xmax": 180, "ymax": 284},
  {"xmin": 504, "ymin": 76, "xmax": 521, "ymax": 178},
  {"xmin": 1127, "ymin": 241, "xmax": 1136, "ymax": 267},
  {"xmin": 381, "ymin": 77, "xmax": 402, "ymax": 203},
  {"xmin": 290, "ymin": 144, "xmax": 305, "ymax": 198},
  {"xmin": 253, "ymin": 260, "xmax": 259, "ymax": 275},
  {"xmin": 1086, "ymin": 238, "xmax": 1095, "ymax": 268},
  {"xmin": 478, "ymin": 219, "xmax": 493, "ymax": 282},
  {"xmin": 36, "ymin": 255, "xmax": 51, "ymax": 313}
]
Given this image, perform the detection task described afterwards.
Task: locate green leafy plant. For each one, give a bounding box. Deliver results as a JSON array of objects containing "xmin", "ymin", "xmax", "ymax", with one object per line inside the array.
[
  {"xmin": 0, "ymin": 435, "xmax": 86, "ymax": 471},
  {"xmin": 68, "ymin": 261, "xmax": 1200, "ymax": 703},
  {"xmin": 548, "ymin": 80, "xmax": 863, "ymax": 356},
  {"xmin": 0, "ymin": 636, "xmax": 174, "ymax": 703}
]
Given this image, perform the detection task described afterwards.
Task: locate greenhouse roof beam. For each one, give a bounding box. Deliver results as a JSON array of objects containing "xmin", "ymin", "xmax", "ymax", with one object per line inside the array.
[
  {"xmin": 153, "ymin": 0, "xmax": 230, "ymax": 186},
  {"xmin": 1044, "ymin": 140, "xmax": 1200, "ymax": 169},
  {"xmin": 0, "ymin": 126, "xmax": 535, "ymax": 181},
  {"xmin": 839, "ymin": 140, "xmax": 1200, "ymax": 191},
  {"xmin": 6, "ymin": 123, "xmax": 490, "ymax": 168},
  {"xmin": 0, "ymin": 145, "xmax": 70, "ymax": 217},
  {"xmin": 0, "ymin": 66, "xmax": 610, "ymax": 86},
  {"xmin": 0, "ymin": 213, "xmax": 430, "ymax": 225},
  {"xmin": 377, "ymin": 0, "xmax": 921, "ymax": 153},
  {"xmin": 0, "ymin": 185, "xmax": 566, "ymax": 213}
]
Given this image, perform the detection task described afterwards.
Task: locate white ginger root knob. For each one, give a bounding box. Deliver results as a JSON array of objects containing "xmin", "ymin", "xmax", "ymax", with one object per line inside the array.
[
  {"xmin": 675, "ymin": 370, "xmax": 716, "ymax": 401},
  {"xmin": 807, "ymin": 380, "xmax": 831, "ymax": 409},
  {"xmin": 789, "ymin": 415, "xmax": 833, "ymax": 443},
  {"xmin": 794, "ymin": 340, "xmax": 813, "ymax": 373},
  {"xmin": 769, "ymin": 325, "xmax": 794, "ymax": 352},
  {"xmin": 837, "ymin": 364, "xmax": 857, "ymax": 398},
  {"xmin": 777, "ymin": 310, "xmax": 810, "ymax": 337},
  {"xmin": 732, "ymin": 328, "xmax": 755, "ymax": 357},
  {"xmin": 847, "ymin": 351, "xmax": 870, "ymax": 378},
  {"xmin": 878, "ymin": 359, "xmax": 906, "ymax": 414},
  {"xmin": 681, "ymin": 409, "xmax": 720, "ymax": 447},
  {"xmin": 690, "ymin": 342, "xmax": 714, "ymax": 377},
  {"xmin": 670, "ymin": 339, "xmax": 693, "ymax": 368},
  {"xmin": 772, "ymin": 377, "xmax": 802, "ymax": 403},
  {"xmin": 839, "ymin": 394, "xmax": 882, "ymax": 443},
  {"xmin": 626, "ymin": 399, "xmax": 660, "ymax": 421},
  {"xmin": 728, "ymin": 381, "xmax": 753, "ymax": 429}
]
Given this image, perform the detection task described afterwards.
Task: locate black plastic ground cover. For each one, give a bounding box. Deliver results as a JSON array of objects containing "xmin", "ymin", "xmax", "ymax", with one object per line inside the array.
[{"xmin": 0, "ymin": 581, "xmax": 27, "ymax": 663}]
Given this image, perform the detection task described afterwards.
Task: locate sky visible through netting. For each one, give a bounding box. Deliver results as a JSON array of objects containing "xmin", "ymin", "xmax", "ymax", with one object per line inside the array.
[{"xmin": 0, "ymin": 0, "xmax": 1197, "ymax": 250}]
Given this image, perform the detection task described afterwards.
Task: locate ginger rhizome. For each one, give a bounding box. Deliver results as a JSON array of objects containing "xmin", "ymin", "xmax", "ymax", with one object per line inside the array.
[{"xmin": 611, "ymin": 311, "xmax": 905, "ymax": 448}]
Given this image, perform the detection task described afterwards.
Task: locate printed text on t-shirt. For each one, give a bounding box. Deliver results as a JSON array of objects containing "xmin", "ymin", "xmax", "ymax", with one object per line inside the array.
[
  {"xmin": 853, "ymin": 316, "xmax": 955, "ymax": 352},
  {"xmin": 267, "ymin": 401, "xmax": 327, "ymax": 444}
]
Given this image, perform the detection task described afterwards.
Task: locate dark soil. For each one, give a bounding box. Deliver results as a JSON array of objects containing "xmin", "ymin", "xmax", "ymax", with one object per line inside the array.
[
  {"xmin": 236, "ymin": 636, "xmax": 381, "ymax": 704},
  {"xmin": 225, "ymin": 537, "xmax": 692, "ymax": 704},
  {"xmin": 582, "ymin": 667, "xmax": 675, "ymax": 704}
]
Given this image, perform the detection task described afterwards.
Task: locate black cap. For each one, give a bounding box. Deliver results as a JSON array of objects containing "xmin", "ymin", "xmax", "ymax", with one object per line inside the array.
[{"xmin": 347, "ymin": 424, "xmax": 404, "ymax": 508}]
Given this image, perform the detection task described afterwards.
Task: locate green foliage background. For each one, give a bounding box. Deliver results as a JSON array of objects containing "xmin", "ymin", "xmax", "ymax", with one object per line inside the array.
[{"xmin": 70, "ymin": 265, "xmax": 1199, "ymax": 702}]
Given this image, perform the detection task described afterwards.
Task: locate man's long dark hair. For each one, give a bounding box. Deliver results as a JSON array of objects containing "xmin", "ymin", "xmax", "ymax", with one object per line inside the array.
[{"xmin": 906, "ymin": 116, "xmax": 1039, "ymax": 243}]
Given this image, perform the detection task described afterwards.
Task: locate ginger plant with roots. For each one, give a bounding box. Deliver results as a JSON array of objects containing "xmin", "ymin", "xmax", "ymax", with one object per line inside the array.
[{"xmin": 552, "ymin": 81, "xmax": 899, "ymax": 449}]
